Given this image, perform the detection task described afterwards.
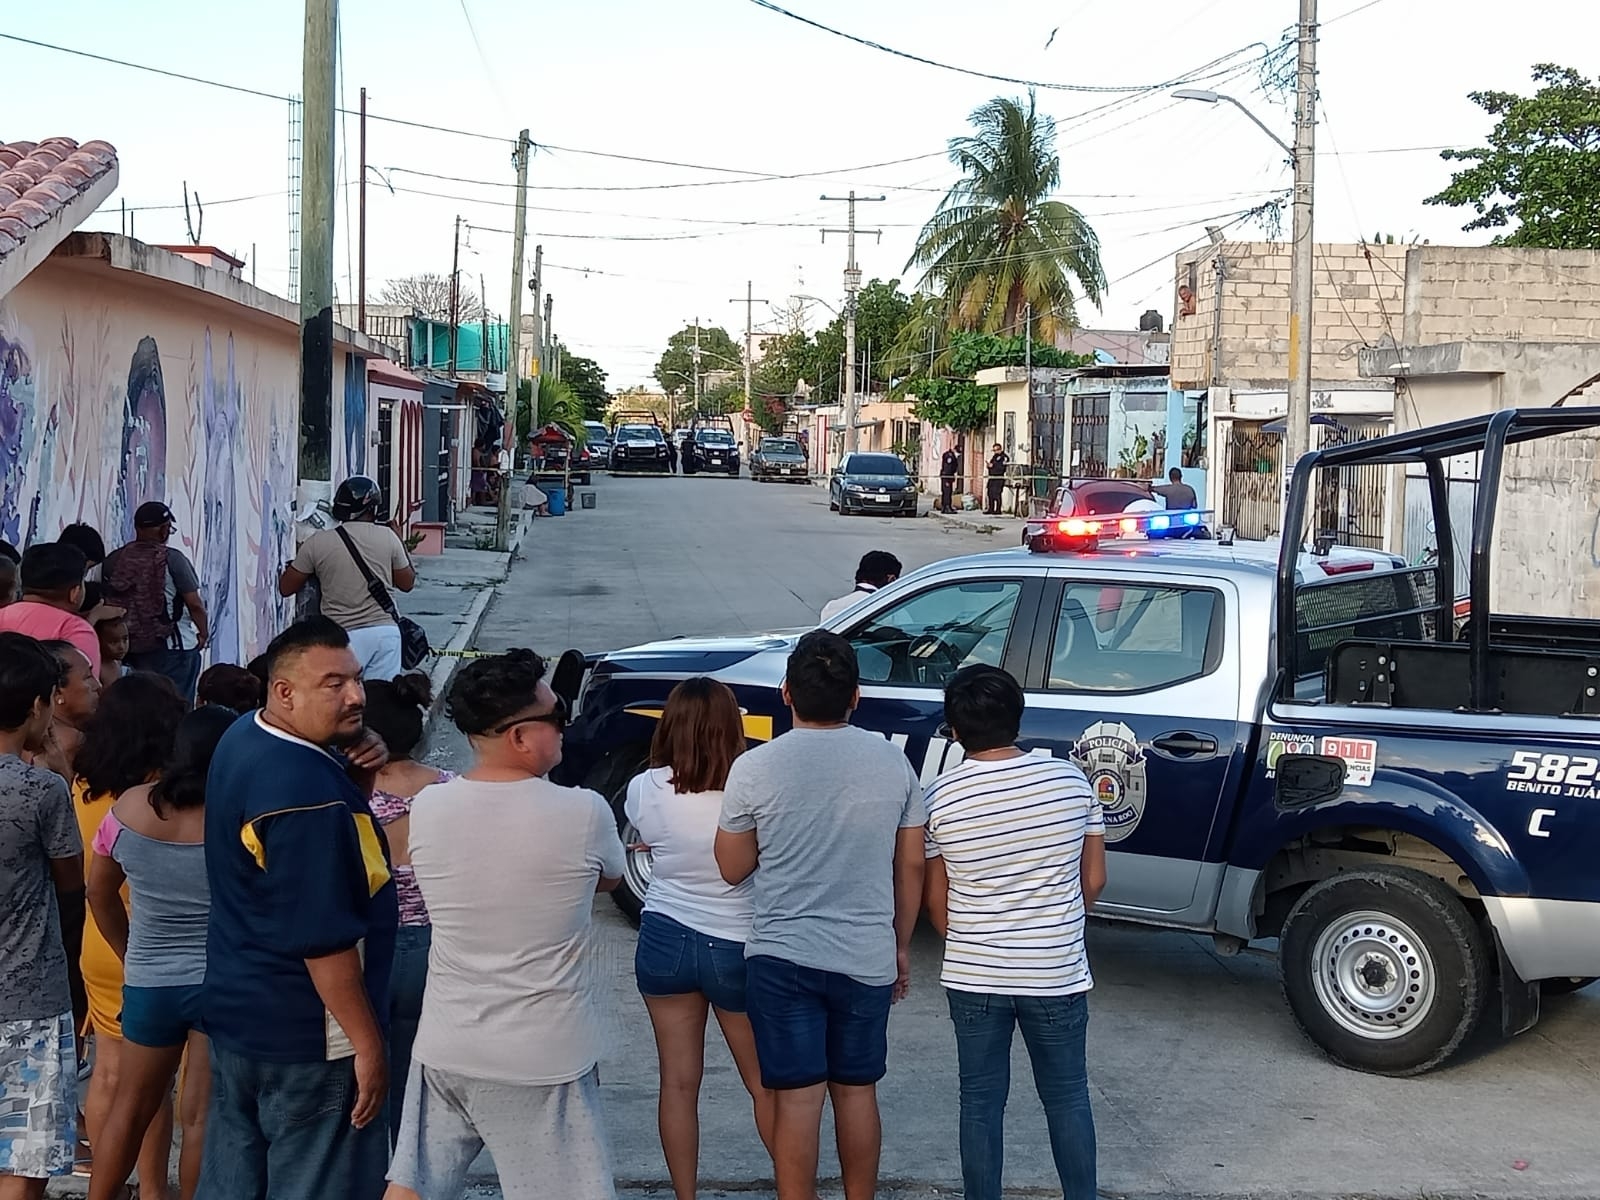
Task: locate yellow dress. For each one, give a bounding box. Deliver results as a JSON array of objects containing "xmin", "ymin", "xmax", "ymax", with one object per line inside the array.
[{"xmin": 75, "ymin": 780, "xmax": 129, "ymax": 1040}]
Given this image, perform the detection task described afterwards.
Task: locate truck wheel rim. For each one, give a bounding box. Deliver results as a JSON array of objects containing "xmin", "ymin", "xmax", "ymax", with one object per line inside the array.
[
  {"xmin": 621, "ymin": 818, "xmax": 654, "ymax": 898},
  {"xmin": 1310, "ymin": 910, "xmax": 1437, "ymax": 1040}
]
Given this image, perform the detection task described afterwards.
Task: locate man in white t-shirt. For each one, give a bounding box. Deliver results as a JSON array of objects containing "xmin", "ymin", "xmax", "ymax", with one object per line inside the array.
[
  {"xmin": 388, "ymin": 649, "xmax": 626, "ymax": 1200},
  {"xmin": 923, "ymin": 664, "xmax": 1107, "ymax": 1200}
]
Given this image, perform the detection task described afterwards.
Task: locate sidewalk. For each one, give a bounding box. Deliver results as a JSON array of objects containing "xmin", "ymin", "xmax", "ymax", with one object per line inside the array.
[
  {"xmin": 926, "ymin": 502, "xmax": 1026, "ymax": 538},
  {"xmin": 406, "ymin": 503, "xmax": 527, "ymax": 721}
]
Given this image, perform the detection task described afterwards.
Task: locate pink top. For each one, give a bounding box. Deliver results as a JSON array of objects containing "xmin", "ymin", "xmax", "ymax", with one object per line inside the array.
[
  {"xmin": 0, "ymin": 602, "xmax": 102, "ymax": 680},
  {"xmin": 370, "ymin": 769, "xmax": 454, "ymax": 926}
]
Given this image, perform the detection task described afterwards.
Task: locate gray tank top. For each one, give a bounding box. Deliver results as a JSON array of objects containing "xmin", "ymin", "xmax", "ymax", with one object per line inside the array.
[{"xmin": 103, "ymin": 818, "xmax": 210, "ymax": 987}]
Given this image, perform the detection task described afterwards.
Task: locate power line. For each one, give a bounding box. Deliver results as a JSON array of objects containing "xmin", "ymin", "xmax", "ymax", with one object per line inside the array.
[
  {"xmin": 0, "ymin": 31, "xmax": 512, "ymax": 144},
  {"xmin": 744, "ymin": 0, "xmax": 1268, "ymax": 95}
]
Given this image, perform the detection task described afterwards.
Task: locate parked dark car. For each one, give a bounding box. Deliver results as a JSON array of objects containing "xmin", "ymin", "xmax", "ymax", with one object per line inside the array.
[
  {"xmin": 751, "ymin": 436, "xmax": 809, "ymax": 482},
  {"xmin": 829, "ymin": 452, "xmax": 917, "ymax": 517},
  {"xmin": 610, "ymin": 423, "xmax": 671, "ymax": 472},
  {"xmin": 688, "ymin": 428, "xmax": 740, "ymax": 475}
]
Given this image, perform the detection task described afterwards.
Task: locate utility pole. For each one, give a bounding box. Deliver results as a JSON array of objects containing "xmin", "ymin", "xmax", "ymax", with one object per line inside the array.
[
  {"xmin": 691, "ymin": 319, "xmax": 702, "ymax": 423},
  {"xmin": 822, "ymin": 191, "xmax": 884, "ymax": 457},
  {"xmin": 544, "ymin": 293, "xmax": 557, "ymax": 385},
  {"xmin": 543, "ymin": 293, "xmax": 554, "ymax": 381},
  {"xmin": 499, "ymin": 128, "xmax": 530, "ymax": 552},
  {"xmin": 528, "ymin": 243, "xmax": 543, "ymax": 382},
  {"xmin": 448, "ymin": 214, "xmax": 463, "ymax": 374},
  {"xmin": 729, "ymin": 281, "xmax": 769, "ymax": 439},
  {"xmin": 357, "ymin": 86, "xmax": 367, "ymax": 334},
  {"xmin": 298, "ymin": 0, "xmax": 337, "ymax": 482},
  {"xmin": 1285, "ymin": 0, "xmax": 1319, "ymax": 511}
]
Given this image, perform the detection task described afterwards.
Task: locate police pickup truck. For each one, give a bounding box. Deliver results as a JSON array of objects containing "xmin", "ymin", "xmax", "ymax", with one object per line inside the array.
[{"xmin": 553, "ymin": 408, "xmax": 1600, "ymax": 1076}]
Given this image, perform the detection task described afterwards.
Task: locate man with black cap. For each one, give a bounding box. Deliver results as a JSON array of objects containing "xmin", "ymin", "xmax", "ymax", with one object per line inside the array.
[
  {"xmin": 279, "ymin": 477, "xmax": 416, "ymax": 682},
  {"xmin": 101, "ymin": 503, "xmax": 208, "ymax": 698}
]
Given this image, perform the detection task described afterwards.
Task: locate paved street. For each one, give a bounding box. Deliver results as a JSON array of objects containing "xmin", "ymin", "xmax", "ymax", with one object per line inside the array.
[{"xmin": 429, "ymin": 474, "xmax": 1600, "ymax": 1200}]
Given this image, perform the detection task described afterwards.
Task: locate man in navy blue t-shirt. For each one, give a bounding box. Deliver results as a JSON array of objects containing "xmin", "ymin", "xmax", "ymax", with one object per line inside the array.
[{"xmin": 199, "ymin": 616, "xmax": 397, "ymax": 1200}]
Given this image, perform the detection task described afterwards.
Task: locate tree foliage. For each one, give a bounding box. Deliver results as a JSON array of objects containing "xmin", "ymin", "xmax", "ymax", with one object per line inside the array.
[
  {"xmin": 516, "ymin": 376, "xmax": 586, "ymax": 445},
  {"xmin": 908, "ymin": 93, "xmax": 1107, "ymax": 341},
  {"xmin": 806, "ymin": 279, "xmax": 919, "ymax": 403},
  {"xmin": 549, "ymin": 340, "xmax": 610, "ymax": 421},
  {"xmin": 652, "ymin": 325, "xmax": 744, "ymax": 399},
  {"xmin": 379, "ymin": 273, "xmax": 485, "ymax": 321},
  {"xmin": 1426, "ymin": 64, "xmax": 1600, "ymax": 248},
  {"xmin": 908, "ymin": 331, "xmax": 1093, "ymax": 432}
]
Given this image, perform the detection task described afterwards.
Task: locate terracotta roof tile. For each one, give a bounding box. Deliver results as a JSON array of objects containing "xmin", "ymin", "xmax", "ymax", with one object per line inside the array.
[{"xmin": 0, "ymin": 136, "xmax": 118, "ymax": 264}]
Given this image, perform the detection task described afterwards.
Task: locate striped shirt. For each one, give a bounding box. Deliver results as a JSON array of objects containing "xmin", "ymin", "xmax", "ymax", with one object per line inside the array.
[{"xmin": 924, "ymin": 751, "xmax": 1103, "ymax": 996}]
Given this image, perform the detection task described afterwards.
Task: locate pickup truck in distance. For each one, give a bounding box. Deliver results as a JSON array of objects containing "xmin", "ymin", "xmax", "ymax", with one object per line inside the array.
[{"xmin": 553, "ymin": 407, "xmax": 1600, "ymax": 1076}]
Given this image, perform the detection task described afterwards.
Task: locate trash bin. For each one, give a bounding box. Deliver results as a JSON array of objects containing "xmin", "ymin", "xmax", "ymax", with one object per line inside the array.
[
  {"xmin": 579, "ymin": 490, "xmax": 597, "ymax": 510},
  {"xmin": 548, "ymin": 487, "xmax": 567, "ymax": 516}
]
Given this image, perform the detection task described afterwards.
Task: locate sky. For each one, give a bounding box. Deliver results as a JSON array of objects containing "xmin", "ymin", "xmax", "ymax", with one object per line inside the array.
[{"xmin": 4, "ymin": 0, "xmax": 1588, "ymax": 387}]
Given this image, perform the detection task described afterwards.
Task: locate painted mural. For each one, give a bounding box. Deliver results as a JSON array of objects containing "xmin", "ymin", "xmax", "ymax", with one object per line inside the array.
[
  {"xmin": 0, "ymin": 296, "xmax": 298, "ymax": 662},
  {"xmin": 342, "ymin": 352, "xmax": 367, "ymax": 478}
]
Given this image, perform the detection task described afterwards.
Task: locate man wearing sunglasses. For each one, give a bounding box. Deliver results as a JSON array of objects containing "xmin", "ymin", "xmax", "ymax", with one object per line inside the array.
[{"xmin": 388, "ymin": 649, "xmax": 625, "ymax": 1200}]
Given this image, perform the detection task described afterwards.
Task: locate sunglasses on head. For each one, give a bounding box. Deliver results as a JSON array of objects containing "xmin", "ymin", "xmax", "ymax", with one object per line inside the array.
[{"xmin": 489, "ymin": 695, "xmax": 568, "ymax": 735}]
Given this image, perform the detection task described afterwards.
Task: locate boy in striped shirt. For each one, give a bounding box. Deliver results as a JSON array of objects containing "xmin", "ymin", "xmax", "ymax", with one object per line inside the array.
[{"xmin": 922, "ymin": 665, "xmax": 1107, "ymax": 1200}]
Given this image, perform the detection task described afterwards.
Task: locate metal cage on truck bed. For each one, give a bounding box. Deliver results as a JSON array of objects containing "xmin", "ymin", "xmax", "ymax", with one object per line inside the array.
[{"xmin": 1277, "ymin": 406, "xmax": 1600, "ymax": 716}]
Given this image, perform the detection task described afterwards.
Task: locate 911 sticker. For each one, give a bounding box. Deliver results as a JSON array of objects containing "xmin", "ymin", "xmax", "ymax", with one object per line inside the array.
[
  {"xmin": 1320, "ymin": 736, "xmax": 1377, "ymax": 787},
  {"xmin": 1505, "ymin": 751, "xmax": 1600, "ymax": 799}
]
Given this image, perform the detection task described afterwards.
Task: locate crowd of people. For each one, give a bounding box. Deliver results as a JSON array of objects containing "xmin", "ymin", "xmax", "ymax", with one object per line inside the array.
[{"xmin": 0, "ymin": 508, "xmax": 1106, "ymax": 1200}]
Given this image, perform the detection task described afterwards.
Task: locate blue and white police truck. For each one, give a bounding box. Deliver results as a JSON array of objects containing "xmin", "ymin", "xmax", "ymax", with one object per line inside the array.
[{"xmin": 552, "ymin": 408, "xmax": 1600, "ymax": 1075}]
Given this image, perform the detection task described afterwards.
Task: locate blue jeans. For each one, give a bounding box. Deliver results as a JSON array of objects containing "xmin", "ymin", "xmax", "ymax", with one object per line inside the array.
[
  {"xmin": 634, "ymin": 911, "xmax": 750, "ymax": 1012},
  {"xmin": 125, "ymin": 647, "xmax": 202, "ymax": 702},
  {"xmin": 946, "ymin": 989, "xmax": 1096, "ymax": 1200},
  {"xmin": 197, "ymin": 1044, "xmax": 389, "ymax": 1200},
  {"xmin": 388, "ymin": 923, "xmax": 431, "ymax": 1145},
  {"xmin": 746, "ymin": 956, "xmax": 893, "ymax": 1089}
]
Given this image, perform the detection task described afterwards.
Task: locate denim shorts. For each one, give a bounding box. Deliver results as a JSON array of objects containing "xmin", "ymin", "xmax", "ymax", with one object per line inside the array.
[
  {"xmin": 635, "ymin": 912, "xmax": 750, "ymax": 1013},
  {"xmin": 120, "ymin": 983, "xmax": 205, "ymax": 1048},
  {"xmin": 744, "ymin": 955, "xmax": 893, "ymax": 1090}
]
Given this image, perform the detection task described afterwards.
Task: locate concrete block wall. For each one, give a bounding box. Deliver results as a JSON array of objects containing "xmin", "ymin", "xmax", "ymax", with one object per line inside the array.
[
  {"xmin": 1405, "ymin": 246, "xmax": 1600, "ymax": 345},
  {"xmin": 1170, "ymin": 243, "xmax": 1406, "ymax": 389},
  {"xmin": 1496, "ymin": 433, "xmax": 1600, "ymax": 619}
]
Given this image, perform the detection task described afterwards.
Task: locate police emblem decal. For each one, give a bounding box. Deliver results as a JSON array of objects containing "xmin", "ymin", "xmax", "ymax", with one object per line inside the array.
[{"xmin": 1070, "ymin": 720, "xmax": 1148, "ymax": 843}]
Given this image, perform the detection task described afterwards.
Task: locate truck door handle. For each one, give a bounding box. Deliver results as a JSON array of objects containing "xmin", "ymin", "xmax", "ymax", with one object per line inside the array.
[{"xmin": 1150, "ymin": 732, "xmax": 1218, "ymax": 758}]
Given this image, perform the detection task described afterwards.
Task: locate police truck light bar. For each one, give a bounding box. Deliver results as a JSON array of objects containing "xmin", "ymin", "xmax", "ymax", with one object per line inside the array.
[{"xmin": 1027, "ymin": 509, "xmax": 1210, "ymax": 553}]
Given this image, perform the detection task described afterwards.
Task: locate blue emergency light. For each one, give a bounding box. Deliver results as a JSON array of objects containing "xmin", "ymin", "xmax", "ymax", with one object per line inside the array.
[{"xmin": 1027, "ymin": 509, "xmax": 1212, "ymax": 553}]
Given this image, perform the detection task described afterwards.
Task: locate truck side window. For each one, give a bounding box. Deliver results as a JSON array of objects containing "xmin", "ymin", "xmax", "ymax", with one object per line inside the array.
[
  {"xmin": 1047, "ymin": 583, "xmax": 1220, "ymax": 693},
  {"xmin": 848, "ymin": 580, "xmax": 1023, "ymax": 687}
]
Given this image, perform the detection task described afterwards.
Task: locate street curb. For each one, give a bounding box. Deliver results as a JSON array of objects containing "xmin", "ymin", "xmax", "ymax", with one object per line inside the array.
[{"xmin": 422, "ymin": 514, "xmax": 526, "ymax": 727}]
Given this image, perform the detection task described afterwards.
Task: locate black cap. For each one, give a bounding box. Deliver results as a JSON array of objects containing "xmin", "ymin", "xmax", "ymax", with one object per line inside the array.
[{"xmin": 134, "ymin": 502, "xmax": 176, "ymax": 529}]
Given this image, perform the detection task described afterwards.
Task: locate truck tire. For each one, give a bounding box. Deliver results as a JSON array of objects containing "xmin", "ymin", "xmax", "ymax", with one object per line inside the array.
[
  {"xmin": 1279, "ymin": 867, "xmax": 1489, "ymax": 1076},
  {"xmin": 582, "ymin": 745, "xmax": 652, "ymax": 924}
]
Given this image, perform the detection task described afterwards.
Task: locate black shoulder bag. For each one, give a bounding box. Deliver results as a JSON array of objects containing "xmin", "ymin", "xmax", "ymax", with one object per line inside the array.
[{"xmin": 334, "ymin": 526, "xmax": 431, "ymax": 670}]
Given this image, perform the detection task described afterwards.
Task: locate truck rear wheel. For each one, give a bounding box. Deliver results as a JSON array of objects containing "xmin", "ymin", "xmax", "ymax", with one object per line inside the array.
[
  {"xmin": 582, "ymin": 745, "xmax": 652, "ymax": 924},
  {"xmin": 1279, "ymin": 867, "xmax": 1489, "ymax": 1076}
]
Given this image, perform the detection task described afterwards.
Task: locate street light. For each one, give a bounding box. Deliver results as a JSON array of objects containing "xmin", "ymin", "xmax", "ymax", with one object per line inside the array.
[
  {"xmin": 1173, "ymin": 48, "xmax": 1316, "ymax": 524},
  {"xmin": 1170, "ymin": 90, "xmax": 1291, "ymax": 157}
]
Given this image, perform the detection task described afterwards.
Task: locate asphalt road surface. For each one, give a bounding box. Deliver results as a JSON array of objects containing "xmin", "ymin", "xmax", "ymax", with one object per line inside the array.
[{"xmin": 427, "ymin": 473, "xmax": 1600, "ymax": 1200}]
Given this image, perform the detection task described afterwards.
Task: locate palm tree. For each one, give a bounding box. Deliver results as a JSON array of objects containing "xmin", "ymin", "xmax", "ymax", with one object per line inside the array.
[{"xmin": 908, "ymin": 93, "xmax": 1107, "ymax": 342}]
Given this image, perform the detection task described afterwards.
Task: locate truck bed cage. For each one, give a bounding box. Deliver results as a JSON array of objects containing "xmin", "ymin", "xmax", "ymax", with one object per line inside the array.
[{"xmin": 1278, "ymin": 406, "xmax": 1600, "ymax": 713}]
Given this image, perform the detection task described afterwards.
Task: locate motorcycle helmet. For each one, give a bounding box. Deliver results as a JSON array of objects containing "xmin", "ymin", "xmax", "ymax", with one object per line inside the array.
[{"xmin": 331, "ymin": 475, "xmax": 385, "ymax": 522}]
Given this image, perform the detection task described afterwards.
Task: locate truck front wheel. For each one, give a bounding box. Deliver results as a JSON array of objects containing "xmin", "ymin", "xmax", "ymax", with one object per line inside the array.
[{"xmin": 1279, "ymin": 867, "xmax": 1489, "ymax": 1076}]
